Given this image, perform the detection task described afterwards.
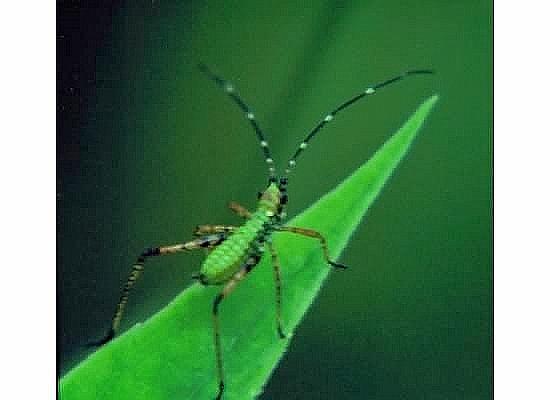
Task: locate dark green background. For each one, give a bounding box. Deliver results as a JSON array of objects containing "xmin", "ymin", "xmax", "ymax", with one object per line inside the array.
[{"xmin": 58, "ymin": 1, "xmax": 492, "ymax": 399}]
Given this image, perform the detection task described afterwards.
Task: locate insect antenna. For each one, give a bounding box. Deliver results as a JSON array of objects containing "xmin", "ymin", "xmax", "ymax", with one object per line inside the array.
[
  {"xmin": 283, "ymin": 69, "xmax": 434, "ymax": 176},
  {"xmin": 199, "ymin": 63, "xmax": 277, "ymax": 182}
]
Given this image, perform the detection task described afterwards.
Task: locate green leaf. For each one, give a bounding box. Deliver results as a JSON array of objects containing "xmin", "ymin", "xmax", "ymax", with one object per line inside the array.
[{"xmin": 59, "ymin": 95, "xmax": 439, "ymax": 400}]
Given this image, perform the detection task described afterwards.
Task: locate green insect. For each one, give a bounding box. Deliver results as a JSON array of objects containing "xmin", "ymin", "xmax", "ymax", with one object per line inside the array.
[{"xmin": 90, "ymin": 64, "xmax": 433, "ymax": 399}]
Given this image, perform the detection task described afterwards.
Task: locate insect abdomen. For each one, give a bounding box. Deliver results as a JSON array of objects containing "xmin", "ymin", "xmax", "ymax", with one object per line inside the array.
[{"xmin": 200, "ymin": 211, "xmax": 269, "ymax": 284}]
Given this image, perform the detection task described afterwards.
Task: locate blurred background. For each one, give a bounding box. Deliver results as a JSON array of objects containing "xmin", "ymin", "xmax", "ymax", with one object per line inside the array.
[{"xmin": 58, "ymin": 1, "xmax": 492, "ymax": 398}]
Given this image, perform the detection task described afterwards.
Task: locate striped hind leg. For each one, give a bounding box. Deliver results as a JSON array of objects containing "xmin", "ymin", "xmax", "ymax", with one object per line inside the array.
[
  {"xmin": 212, "ymin": 254, "xmax": 262, "ymax": 400},
  {"xmin": 268, "ymin": 242, "xmax": 286, "ymax": 338},
  {"xmin": 88, "ymin": 233, "xmax": 229, "ymax": 347}
]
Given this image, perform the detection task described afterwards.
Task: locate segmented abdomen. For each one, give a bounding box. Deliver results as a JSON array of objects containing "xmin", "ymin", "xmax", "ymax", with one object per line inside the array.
[{"xmin": 200, "ymin": 211, "xmax": 269, "ymax": 284}]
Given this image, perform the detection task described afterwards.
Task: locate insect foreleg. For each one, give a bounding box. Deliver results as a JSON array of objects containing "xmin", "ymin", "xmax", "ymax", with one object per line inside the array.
[
  {"xmin": 212, "ymin": 254, "xmax": 261, "ymax": 400},
  {"xmin": 277, "ymin": 226, "xmax": 348, "ymax": 269},
  {"xmin": 268, "ymin": 242, "xmax": 286, "ymax": 339},
  {"xmin": 228, "ymin": 201, "xmax": 252, "ymax": 219},
  {"xmin": 89, "ymin": 233, "xmax": 229, "ymax": 347},
  {"xmin": 194, "ymin": 225, "xmax": 237, "ymax": 236}
]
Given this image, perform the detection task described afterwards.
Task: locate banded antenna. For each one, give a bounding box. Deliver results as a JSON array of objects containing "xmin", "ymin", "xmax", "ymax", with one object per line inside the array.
[
  {"xmin": 199, "ymin": 63, "xmax": 277, "ymax": 182},
  {"xmin": 283, "ymin": 69, "xmax": 434, "ymax": 175}
]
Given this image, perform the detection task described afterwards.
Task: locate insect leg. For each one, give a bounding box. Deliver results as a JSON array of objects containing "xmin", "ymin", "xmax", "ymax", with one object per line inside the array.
[
  {"xmin": 268, "ymin": 242, "xmax": 286, "ymax": 338},
  {"xmin": 212, "ymin": 254, "xmax": 261, "ymax": 400},
  {"xmin": 228, "ymin": 201, "xmax": 252, "ymax": 218},
  {"xmin": 194, "ymin": 225, "xmax": 237, "ymax": 236},
  {"xmin": 277, "ymin": 226, "xmax": 348, "ymax": 269},
  {"xmin": 88, "ymin": 233, "xmax": 228, "ymax": 347}
]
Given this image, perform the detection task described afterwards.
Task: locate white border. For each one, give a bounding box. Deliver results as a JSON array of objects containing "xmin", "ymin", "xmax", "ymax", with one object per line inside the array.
[
  {"xmin": 495, "ymin": 1, "xmax": 550, "ymax": 399},
  {"xmin": 0, "ymin": 3, "xmax": 56, "ymax": 399}
]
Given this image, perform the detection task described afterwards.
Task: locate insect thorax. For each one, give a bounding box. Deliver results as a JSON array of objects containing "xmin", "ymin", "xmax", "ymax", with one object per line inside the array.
[{"xmin": 258, "ymin": 182, "xmax": 282, "ymax": 215}]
